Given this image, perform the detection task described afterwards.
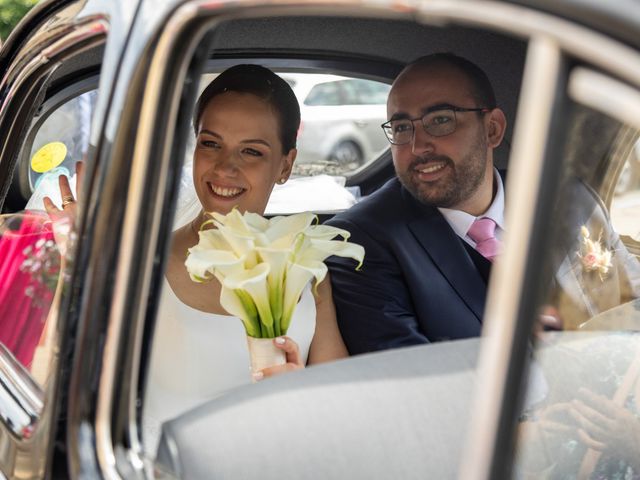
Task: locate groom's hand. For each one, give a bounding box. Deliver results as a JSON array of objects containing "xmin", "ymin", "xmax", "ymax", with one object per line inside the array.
[
  {"xmin": 258, "ymin": 336, "xmax": 304, "ymax": 380},
  {"xmin": 533, "ymin": 305, "xmax": 563, "ymax": 345}
]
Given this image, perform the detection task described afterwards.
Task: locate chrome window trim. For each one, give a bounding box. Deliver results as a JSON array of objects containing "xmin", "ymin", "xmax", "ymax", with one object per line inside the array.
[
  {"xmin": 0, "ymin": 343, "xmax": 44, "ymax": 436},
  {"xmin": 1, "ymin": 21, "xmax": 106, "ymax": 109},
  {"xmin": 94, "ymin": 3, "xmax": 214, "ymax": 479},
  {"xmin": 92, "ymin": 1, "xmax": 640, "ymax": 479},
  {"xmin": 460, "ymin": 36, "xmax": 563, "ymax": 480},
  {"xmin": 569, "ymin": 67, "xmax": 640, "ymax": 131}
]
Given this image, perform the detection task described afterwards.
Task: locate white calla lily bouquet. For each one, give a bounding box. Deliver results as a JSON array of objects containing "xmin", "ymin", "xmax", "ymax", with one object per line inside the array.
[{"xmin": 185, "ymin": 208, "xmax": 364, "ymax": 339}]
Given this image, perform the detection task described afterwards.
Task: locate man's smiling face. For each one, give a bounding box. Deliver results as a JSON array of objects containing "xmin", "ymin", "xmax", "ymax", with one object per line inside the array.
[{"xmin": 387, "ymin": 62, "xmax": 497, "ymax": 214}]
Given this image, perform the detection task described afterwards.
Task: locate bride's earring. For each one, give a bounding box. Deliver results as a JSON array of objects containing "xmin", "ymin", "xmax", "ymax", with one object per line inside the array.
[{"xmin": 277, "ymin": 177, "xmax": 287, "ymax": 185}]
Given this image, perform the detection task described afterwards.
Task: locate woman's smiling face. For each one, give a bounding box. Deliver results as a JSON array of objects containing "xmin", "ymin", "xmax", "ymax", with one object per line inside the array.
[{"xmin": 193, "ymin": 91, "xmax": 295, "ymax": 216}]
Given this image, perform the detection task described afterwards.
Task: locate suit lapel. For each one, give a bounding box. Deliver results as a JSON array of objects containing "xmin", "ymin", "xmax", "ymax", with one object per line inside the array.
[
  {"xmin": 462, "ymin": 242, "xmax": 492, "ymax": 285},
  {"xmin": 404, "ymin": 190, "xmax": 487, "ymax": 321}
]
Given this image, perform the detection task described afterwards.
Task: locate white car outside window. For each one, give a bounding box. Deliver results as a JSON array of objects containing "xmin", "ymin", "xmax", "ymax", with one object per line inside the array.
[{"xmin": 280, "ymin": 73, "xmax": 390, "ymax": 175}]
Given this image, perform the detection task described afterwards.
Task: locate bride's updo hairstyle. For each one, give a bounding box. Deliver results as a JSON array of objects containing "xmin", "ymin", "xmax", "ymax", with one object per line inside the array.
[{"xmin": 192, "ymin": 64, "xmax": 301, "ymax": 154}]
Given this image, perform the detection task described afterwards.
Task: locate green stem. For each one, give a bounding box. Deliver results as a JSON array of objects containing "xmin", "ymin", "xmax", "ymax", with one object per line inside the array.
[{"xmin": 274, "ymin": 321, "xmax": 281, "ymax": 337}]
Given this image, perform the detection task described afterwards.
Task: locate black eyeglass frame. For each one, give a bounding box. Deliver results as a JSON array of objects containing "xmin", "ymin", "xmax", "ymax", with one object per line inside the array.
[{"xmin": 381, "ymin": 105, "xmax": 491, "ymax": 145}]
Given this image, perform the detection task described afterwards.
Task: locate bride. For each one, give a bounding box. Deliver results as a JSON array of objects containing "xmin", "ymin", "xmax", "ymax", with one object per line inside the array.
[
  {"xmin": 144, "ymin": 64, "xmax": 351, "ymax": 453},
  {"xmin": 46, "ymin": 64, "xmax": 350, "ymax": 455}
]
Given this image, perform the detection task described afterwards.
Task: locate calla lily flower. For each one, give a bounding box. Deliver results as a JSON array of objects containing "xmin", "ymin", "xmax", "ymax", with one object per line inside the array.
[
  {"xmin": 281, "ymin": 260, "xmax": 327, "ymax": 333},
  {"xmin": 222, "ymin": 263, "xmax": 275, "ymax": 337},
  {"xmin": 255, "ymin": 246, "xmax": 292, "ymax": 331},
  {"xmin": 185, "ymin": 208, "xmax": 364, "ymax": 338},
  {"xmin": 219, "ymin": 283, "xmax": 261, "ymax": 338},
  {"xmin": 184, "ymin": 248, "xmax": 243, "ymax": 282}
]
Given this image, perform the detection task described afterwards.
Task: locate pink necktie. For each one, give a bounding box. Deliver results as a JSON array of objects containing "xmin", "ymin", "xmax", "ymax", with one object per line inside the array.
[{"xmin": 468, "ymin": 217, "xmax": 501, "ymax": 262}]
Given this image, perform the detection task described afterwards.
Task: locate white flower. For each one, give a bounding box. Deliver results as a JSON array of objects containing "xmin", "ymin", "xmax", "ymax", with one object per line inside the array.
[{"xmin": 185, "ymin": 209, "xmax": 364, "ymax": 338}]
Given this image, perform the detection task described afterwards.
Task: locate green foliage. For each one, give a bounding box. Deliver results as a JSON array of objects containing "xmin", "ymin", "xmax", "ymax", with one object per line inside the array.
[{"xmin": 0, "ymin": 0, "xmax": 39, "ymax": 41}]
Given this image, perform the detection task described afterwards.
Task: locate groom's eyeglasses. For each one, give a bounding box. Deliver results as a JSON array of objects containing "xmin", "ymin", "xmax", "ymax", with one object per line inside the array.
[{"xmin": 381, "ymin": 105, "xmax": 490, "ymax": 145}]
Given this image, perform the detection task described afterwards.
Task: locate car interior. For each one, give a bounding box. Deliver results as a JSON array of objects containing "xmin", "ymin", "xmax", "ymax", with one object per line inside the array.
[
  {"xmin": 0, "ymin": 1, "xmax": 639, "ymax": 478},
  {"xmin": 2, "ymin": 17, "xmax": 527, "ymax": 214}
]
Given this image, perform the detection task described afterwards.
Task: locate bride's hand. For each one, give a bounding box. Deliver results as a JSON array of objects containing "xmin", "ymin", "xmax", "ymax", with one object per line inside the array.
[{"xmin": 256, "ymin": 336, "xmax": 304, "ymax": 380}]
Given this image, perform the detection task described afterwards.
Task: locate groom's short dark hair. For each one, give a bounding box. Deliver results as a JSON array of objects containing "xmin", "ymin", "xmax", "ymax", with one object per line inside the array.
[{"xmin": 406, "ymin": 53, "xmax": 497, "ymax": 109}]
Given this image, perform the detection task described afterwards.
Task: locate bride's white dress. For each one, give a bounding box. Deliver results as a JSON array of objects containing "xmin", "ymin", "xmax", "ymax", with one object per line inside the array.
[{"xmin": 143, "ymin": 279, "xmax": 316, "ymax": 455}]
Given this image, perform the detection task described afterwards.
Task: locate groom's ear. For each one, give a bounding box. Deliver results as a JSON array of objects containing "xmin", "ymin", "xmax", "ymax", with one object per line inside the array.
[{"xmin": 486, "ymin": 108, "xmax": 507, "ymax": 148}]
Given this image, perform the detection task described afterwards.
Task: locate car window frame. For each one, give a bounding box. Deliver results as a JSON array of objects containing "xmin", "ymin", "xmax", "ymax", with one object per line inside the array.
[
  {"xmin": 63, "ymin": 2, "xmax": 640, "ymax": 479},
  {"xmin": 464, "ymin": 34, "xmax": 640, "ymax": 480},
  {"xmin": 500, "ymin": 66, "xmax": 640, "ymax": 478},
  {"xmin": 575, "ymin": 76, "xmax": 640, "ymax": 257},
  {"xmin": 74, "ymin": 4, "xmax": 443, "ymax": 476},
  {"xmin": 11, "ymin": 76, "xmax": 100, "ymax": 205}
]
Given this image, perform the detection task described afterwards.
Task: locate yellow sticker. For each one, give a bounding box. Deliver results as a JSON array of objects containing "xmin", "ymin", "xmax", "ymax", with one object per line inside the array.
[{"xmin": 31, "ymin": 142, "xmax": 67, "ymax": 173}]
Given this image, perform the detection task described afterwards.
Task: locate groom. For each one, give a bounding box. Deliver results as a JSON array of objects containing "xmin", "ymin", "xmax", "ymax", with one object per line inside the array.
[
  {"xmin": 327, "ymin": 53, "xmax": 640, "ymax": 355},
  {"xmin": 326, "ymin": 53, "xmax": 508, "ymax": 354}
]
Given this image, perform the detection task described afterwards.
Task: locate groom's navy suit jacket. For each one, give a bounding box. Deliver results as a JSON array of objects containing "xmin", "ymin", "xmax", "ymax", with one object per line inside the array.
[{"xmin": 326, "ymin": 177, "xmax": 490, "ymax": 355}]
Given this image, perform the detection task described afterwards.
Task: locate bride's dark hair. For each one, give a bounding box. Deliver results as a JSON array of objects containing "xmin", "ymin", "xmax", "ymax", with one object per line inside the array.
[{"xmin": 193, "ymin": 64, "xmax": 301, "ymax": 154}]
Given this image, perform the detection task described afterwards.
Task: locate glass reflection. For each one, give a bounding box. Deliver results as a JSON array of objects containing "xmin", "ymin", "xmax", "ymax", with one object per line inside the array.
[
  {"xmin": 514, "ymin": 107, "xmax": 640, "ymax": 478},
  {"xmin": 0, "ymin": 212, "xmax": 69, "ymax": 385}
]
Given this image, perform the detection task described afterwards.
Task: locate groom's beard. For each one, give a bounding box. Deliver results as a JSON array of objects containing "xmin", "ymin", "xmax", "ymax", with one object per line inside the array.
[{"xmin": 396, "ymin": 134, "xmax": 487, "ymax": 209}]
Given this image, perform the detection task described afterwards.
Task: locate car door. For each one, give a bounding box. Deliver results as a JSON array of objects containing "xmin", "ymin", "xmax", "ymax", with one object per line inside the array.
[
  {"xmin": 144, "ymin": 4, "xmax": 638, "ymax": 480},
  {"xmin": 39, "ymin": 1, "xmax": 639, "ymax": 480},
  {"xmin": 60, "ymin": 0, "xmax": 520, "ymax": 477},
  {"xmin": 62, "ymin": 0, "xmax": 522, "ymax": 477},
  {"xmin": 0, "ymin": 0, "xmax": 141, "ymax": 477},
  {"xmin": 460, "ymin": 15, "xmax": 640, "ymax": 480},
  {"xmin": 499, "ymin": 74, "xmax": 640, "ymax": 480}
]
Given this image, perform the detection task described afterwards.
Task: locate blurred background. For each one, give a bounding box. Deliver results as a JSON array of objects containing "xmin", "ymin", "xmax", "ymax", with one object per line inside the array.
[{"xmin": 0, "ymin": 0, "xmax": 38, "ymax": 42}]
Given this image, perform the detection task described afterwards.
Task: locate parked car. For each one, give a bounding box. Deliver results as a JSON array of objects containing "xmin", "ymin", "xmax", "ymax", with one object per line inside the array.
[
  {"xmin": 280, "ymin": 73, "xmax": 391, "ymax": 174},
  {"xmin": 0, "ymin": 0, "xmax": 639, "ymax": 479}
]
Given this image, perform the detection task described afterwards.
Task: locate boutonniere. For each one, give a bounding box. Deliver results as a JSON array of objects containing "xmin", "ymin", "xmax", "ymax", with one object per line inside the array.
[{"xmin": 577, "ymin": 225, "xmax": 612, "ymax": 280}]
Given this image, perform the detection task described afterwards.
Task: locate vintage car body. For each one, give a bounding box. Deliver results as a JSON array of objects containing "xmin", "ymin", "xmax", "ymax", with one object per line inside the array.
[{"xmin": 0, "ymin": 0, "xmax": 639, "ymax": 478}]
